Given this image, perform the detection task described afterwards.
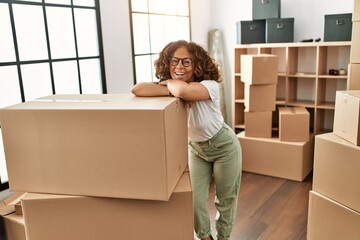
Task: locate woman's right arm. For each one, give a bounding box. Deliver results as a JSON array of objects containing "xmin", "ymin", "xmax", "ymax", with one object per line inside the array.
[{"xmin": 131, "ymin": 82, "xmax": 170, "ymax": 97}]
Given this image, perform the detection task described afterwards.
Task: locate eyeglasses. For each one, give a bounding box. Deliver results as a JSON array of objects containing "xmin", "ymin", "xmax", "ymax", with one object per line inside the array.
[{"xmin": 169, "ymin": 57, "xmax": 193, "ymax": 67}]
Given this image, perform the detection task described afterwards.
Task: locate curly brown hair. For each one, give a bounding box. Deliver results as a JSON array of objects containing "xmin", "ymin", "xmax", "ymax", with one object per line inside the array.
[{"xmin": 154, "ymin": 40, "xmax": 221, "ymax": 83}]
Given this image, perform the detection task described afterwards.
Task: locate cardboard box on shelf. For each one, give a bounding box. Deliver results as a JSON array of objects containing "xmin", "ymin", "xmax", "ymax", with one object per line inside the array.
[
  {"xmin": 347, "ymin": 63, "xmax": 360, "ymax": 90},
  {"xmin": 244, "ymin": 83, "xmax": 276, "ymax": 112},
  {"xmin": 279, "ymin": 107, "xmax": 310, "ymax": 142},
  {"xmin": 244, "ymin": 111, "xmax": 272, "ymax": 138},
  {"xmin": 333, "ymin": 90, "xmax": 360, "ymax": 146},
  {"xmin": 21, "ymin": 171, "xmax": 193, "ymax": 240},
  {"xmin": 354, "ymin": 0, "xmax": 360, "ymax": 22},
  {"xmin": 350, "ymin": 21, "xmax": 360, "ymax": 63},
  {"xmin": 2, "ymin": 213, "xmax": 26, "ymax": 240},
  {"xmin": 238, "ymin": 131, "xmax": 314, "ymax": 181},
  {"xmin": 313, "ymin": 132, "xmax": 360, "ymax": 213},
  {"xmin": 0, "ymin": 94, "xmax": 188, "ymax": 201},
  {"xmin": 240, "ymin": 54, "xmax": 278, "ymax": 85},
  {"xmin": 307, "ymin": 191, "xmax": 360, "ymax": 240}
]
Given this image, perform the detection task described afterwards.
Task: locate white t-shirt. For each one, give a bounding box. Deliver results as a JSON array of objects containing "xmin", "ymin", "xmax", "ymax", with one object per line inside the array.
[{"xmin": 188, "ymin": 80, "xmax": 224, "ymax": 142}]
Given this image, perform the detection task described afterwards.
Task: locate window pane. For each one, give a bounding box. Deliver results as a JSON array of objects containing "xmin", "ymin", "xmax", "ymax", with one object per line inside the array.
[
  {"xmin": 164, "ymin": 0, "xmax": 189, "ymax": 15},
  {"xmin": 0, "ymin": 4, "xmax": 16, "ymax": 62},
  {"xmin": 164, "ymin": 16, "xmax": 190, "ymax": 43},
  {"xmin": 45, "ymin": 0, "xmax": 71, "ymax": 4},
  {"xmin": 15, "ymin": 0, "xmax": 42, "ymax": 2},
  {"xmin": 148, "ymin": 0, "xmax": 163, "ymax": 14},
  {"xmin": 46, "ymin": 6, "xmax": 76, "ymax": 59},
  {"xmin": 0, "ymin": 129, "xmax": 9, "ymax": 184},
  {"xmin": 74, "ymin": 8, "xmax": 99, "ymax": 57},
  {"xmin": 149, "ymin": 14, "xmax": 165, "ymax": 53},
  {"xmin": 131, "ymin": 0, "xmax": 148, "ymax": 12},
  {"xmin": 53, "ymin": 61, "xmax": 80, "ymax": 94},
  {"xmin": 132, "ymin": 13, "xmax": 150, "ymax": 54},
  {"xmin": 21, "ymin": 63, "xmax": 53, "ymax": 101},
  {"xmin": 73, "ymin": 0, "xmax": 95, "ymax": 7},
  {"xmin": 79, "ymin": 59, "xmax": 102, "ymax": 93},
  {"xmin": 135, "ymin": 55, "xmax": 153, "ymax": 83},
  {"xmin": 0, "ymin": 66, "xmax": 22, "ymax": 108},
  {"xmin": 13, "ymin": 4, "xmax": 48, "ymax": 61}
]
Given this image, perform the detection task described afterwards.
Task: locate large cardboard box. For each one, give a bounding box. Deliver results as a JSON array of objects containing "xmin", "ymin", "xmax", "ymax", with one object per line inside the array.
[
  {"xmin": 279, "ymin": 107, "xmax": 310, "ymax": 142},
  {"xmin": 21, "ymin": 172, "xmax": 193, "ymax": 240},
  {"xmin": 313, "ymin": 133, "xmax": 360, "ymax": 213},
  {"xmin": 333, "ymin": 90, "xmax": 360, "ymax": 145},
  {"xmin": 350, "ymin": 21, "xmax": 360, "ymax": 63},
  {"xmin": 307, "ymin": 191, "xmax": 360, "ymax": 240},
  {"xmin": 238, "ymin": 131, "xmax": 314, "ymax": 181},
  {"xmin": 0, "ymin": 94, "xmax": 188, "ymax": 201},
  {"xmin": 240, "ymin": 54, "xmax": 278, "ymax": 85},
  {"xmin": 244, "ymin": 83, "xmax": 276, "ymax": 112},
  {"xmin": 244, "ymin": 111, "xmax": 272, "ymax": 138},
  {"xmin": 2, "ymin": 213, "xmax": 26, "ymax": 240},
  {"xmin": 347, "ymin": 63, "xmax": 360, "ymax": 90}
]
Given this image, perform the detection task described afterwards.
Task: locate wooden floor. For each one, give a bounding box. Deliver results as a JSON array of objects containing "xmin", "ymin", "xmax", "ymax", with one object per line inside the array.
[{"xmin": 207, "ymin": 171, "xmax": 313, "ymax": 240}]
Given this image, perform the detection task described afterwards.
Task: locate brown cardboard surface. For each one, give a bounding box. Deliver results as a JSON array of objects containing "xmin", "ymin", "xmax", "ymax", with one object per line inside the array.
[
  {"xmin": 313, "ymin": 133, "xmax": 360, "ymax": 212},
  {"xmin": 307, "ymin": 191, "xmax": 360, "ymax": 240},
  {"xmin": 244, "ymin": 83, "xmax": 276, "ymax": 112},
  {"xmin": 350, "ymin": 22, "xmax": 360, "ymax": 63},
  {"xmin": 354, "ymin": 0, "xmax": 360, "ymax": 22},
  {"xmin": 0, "ymin": 94, "xmax": 188, "ymax": 201},
  {"xmin": 244, "ymin": 111, "xmax": 272, "ymax": 138},
  {"xmin": 21, "ymin": 171, "xmax": 193, "ymax": 240},
  {"xmin": 3, "ymin": 213, "xmax": 26, "ymax": 240},
  {"xmin": 238, "ymin": 131, "xmax": 314, "ymax": 181},
  {"xmin": 347, "ymin": 63, "xmax": 360, "ymax": 90},
  {"xmin": 0, "ymin": 192, "xmax": 25, "ymax": 216},
  {"xmin": 240, "ymin": 54, "xmax": 278, "ymax": 85},
  {"xmin": 333, "ymin": 90, "xmax": 360, "ymax": 145},
  {"xmin": 279, "ymin": 107, "xmax": 310, "ymax": 142}
]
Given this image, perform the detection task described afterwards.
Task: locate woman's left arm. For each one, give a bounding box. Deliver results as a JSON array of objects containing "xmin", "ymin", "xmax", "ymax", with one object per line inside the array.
[{"xmin": 165, "ymin": 80, "xmax": 210, "ymax": 102}]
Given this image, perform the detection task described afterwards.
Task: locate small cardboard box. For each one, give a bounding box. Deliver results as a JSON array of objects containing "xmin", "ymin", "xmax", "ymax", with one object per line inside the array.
[
  {"xmin": 0, "ymin": 94, "xmax": 188, "ymax": 201},
  {"xmin": 307, "ymin": 191, "xmax": 360, "ymax": 240},
  {"xmin": 350, "ymin": 21, "xmax": 360, "ymax": 63},
  {"xmin": 21, "ymin": 172, "xmax": 193, "ymax": 240},
  {"xmin": 347, "ymin": 63, "xmax": 360, "ymax": 90},
  {"xmin": 333, "ymin": 90, "xmax": 360, "ymax": 146},
  {"xmin": 2, "ymin": 213, "xmax": 26, "ymax": 240},
  {"xmin": 279, "ymin": 107, "xmax": 310, "ymax": 142},
  {"xmin": 241, "ymin": 54, "xmax": 278, "ymax": 85},
  {"xmin": 313, "ymin": 133, "xmax": 360, "ymax": 213},
  {"xmin": 238, "ymin": 131, "xmax": 314, "ymax": 181},
  {"xmin": 354, "ymin": 0, "xmax": 360, "ymax": 22},
  {"xmin": 245, "ymin": 111, "xmax": 272, "ymax": 138},
  {"xmin": 244, "ymin": 83, "xmax": 276, "ymax": 112}
]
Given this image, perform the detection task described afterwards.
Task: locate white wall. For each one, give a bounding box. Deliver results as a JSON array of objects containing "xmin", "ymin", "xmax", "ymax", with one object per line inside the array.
[{"xmin": 99, "ymin": 0, "xmax": 354, "ymax": 125}]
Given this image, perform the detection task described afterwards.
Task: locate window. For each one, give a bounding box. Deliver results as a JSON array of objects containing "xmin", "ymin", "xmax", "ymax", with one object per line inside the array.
[
  {"xmin": 129, "ymin": 0, "xmax": 191, "ymax": 83},
  {"xmin": 0, "ymin": 0, "xmax": 106, "ymax": 191}
]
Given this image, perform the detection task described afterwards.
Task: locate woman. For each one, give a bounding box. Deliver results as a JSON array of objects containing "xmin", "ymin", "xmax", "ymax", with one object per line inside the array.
[{"xmin": 132, "ymin": 40, "xmax": 242, "ymax": 240}]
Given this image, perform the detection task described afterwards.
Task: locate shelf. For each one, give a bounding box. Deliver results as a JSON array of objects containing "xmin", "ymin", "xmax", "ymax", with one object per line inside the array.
[{"xmin": 232, "ymin": 42, "xmax": 351, "ymax": 135}]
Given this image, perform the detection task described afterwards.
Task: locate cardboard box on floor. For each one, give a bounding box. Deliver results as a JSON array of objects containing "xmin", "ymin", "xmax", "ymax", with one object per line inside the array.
[
  {"xmin": 240, "ymin": 54, "xmax": 278, "ymax": 85},
  {"xmin": 21, "ymin": 171, "xmax": 193, "ymax": 240},
  {"xmin": 307, "ymin": 191, "xmax": 360, "ymax": 240},
  {"xmin": 354, "ymin": 0, "xmax": 360, "ymax": 21},
  {"xmin": 350, "ymin": 21, "xmax": 360, "ymax": 63},
  {"xmin": 0, "ymin": 94, "xmax": 188, "ymax": 201},
  {"xmin": 333, "ymin": 90, "xmax": 360, "ymax": 146},
  {"xmin": 238, "ymin": 131, "xmax": 314, "ymax": 181},
  {"xmin": 347, "ymin": 63, "xmax": 360, "ymax": 90},
  {"xmin": 2, "ymin": 213, "xmax": 26, "ymax": 240},
  {"xmin": 244, "ymin": 111, "xmax": 272, "ymax": 138},
  {"xmin": 313, "ymin": 133, "xmax": 360, "ymax": 213},
  {"xmin": 244, "ymin": 83, "xmax": 276, "ymax": 112},
  {"xmin": 279, "ymin": 106, "xmax": 310, "ymax": 142}
]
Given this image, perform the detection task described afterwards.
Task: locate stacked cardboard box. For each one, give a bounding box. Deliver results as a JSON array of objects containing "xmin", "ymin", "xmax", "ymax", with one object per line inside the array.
[
  {"xmin": 307, "ymin": 90, "xmax": 360, "ymax": 239},
  {"xmin": 0, "ymin": 94, "xmax": 194, "ymax": 240},
  {"xmin": 239, "ymin": 54, "xmax": 314, "ymax": 181},
  {"xmin": 348, "ymin": 0, "xmax": 360, "ymax": 90},
  {"xmin": 241, "ymin": 54, "xmax": 277, "ymax": 138}
]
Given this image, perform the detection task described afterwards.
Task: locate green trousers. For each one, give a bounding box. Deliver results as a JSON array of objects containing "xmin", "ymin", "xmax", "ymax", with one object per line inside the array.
[{"xmin": 189, "ymin": 124, "xmax": 242, "ymax": 240}]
